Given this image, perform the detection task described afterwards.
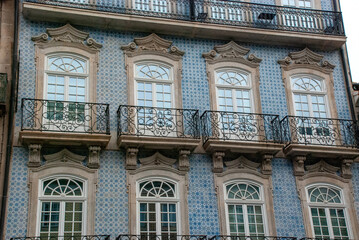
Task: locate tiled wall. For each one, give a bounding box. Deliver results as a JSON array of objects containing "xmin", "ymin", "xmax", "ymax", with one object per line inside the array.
[{"xmin": 352, "ymin": 163, "xmax": 359, "ymax": 224}]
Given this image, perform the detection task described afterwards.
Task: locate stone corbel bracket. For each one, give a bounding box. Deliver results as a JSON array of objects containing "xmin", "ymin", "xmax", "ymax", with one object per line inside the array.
[
  {"xmin": 121, "ymin": 33, "xmax": 185, "ymax": 61},
  {"xmin": 278, "ymin": 47, "xmax": 335, "ymax": 73},
  {"xmin": 31, "ymin": 23, "xmax": 102, "ymax": 51},
  {"xmin": 88, "ymin": 146, "xmax": 101, "ymax": 169},
  {"xmin": 28, "ymin": 144, "xmax": 42, "ymax": 168},
  {"xmin": 341, "ymin": 159, "xmax": 354, "ymax": 179},
  {"xmin": 202, "ymin": 41, "xmax": 262, "ymax": 67}
]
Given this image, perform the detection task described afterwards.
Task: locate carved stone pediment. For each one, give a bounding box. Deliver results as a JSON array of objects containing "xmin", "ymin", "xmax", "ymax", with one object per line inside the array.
[
  {"xmin": 43, "ymin": 148, "xmax": 86, "ymax": 165},
  {"xmin": 121, "ymin": 33, "xmax": 184, "ymax": 59},
  {"xmin": 31, "ymin": 23, "xmax": 102, "ymax": 50},
  {"xmin": 203, "ymin": 41, "xmax": 262, "ymax": 66},
  {"xmin": 306, "ymin": 160, "xmax": 340, "ymax": 174},
  {"xmin": 278, "ymin": 47, "xmax": 335, "ymax": 71},
  {"xmin": 225, "ymin": 156, "xmax": 260, "ymax": 171},
  {"xmin": 139, "ymin": 152, "xmax": 177, "ymax": 166}
]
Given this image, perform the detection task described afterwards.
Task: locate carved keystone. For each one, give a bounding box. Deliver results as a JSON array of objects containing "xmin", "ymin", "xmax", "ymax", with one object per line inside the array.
[
  {"xmin": 28, "ymin": 144, "xmax": 42, "ymax": 168},
  {"xmin": 88, "ymin": 146, "xmax": 101, "ymax": 169},
  {"xmin": 212, "ymin": 152, "xmax": 225, "ymax": 173},
  {"xmin": 341, "ymin": 159, "xmax": 354, "ymax": 179},
  {"xmin": 261, "ymin": 154, "xmax": 273, "ymax": 175},
  {"xmin": 126, "ymin": 148, "xmax": 138, "ymax": 170},
  {"xmin": 293, "ymin": 155, "xmax": 306, "ymax": 176},
  {"xmin": 178, "ymin": 150, "xmax": 190, "ymax": 171}
]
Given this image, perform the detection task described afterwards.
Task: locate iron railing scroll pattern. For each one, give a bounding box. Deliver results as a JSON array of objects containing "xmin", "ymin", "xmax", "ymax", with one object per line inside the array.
[
  {"xmin": 117, "ymin": 105, "xmax": 200, "ymax": 139},
  {"xmin": 116, "ymin": 235, "xmax": 208, "ymax": 240},
  {"xmin": 209, "ymin": 236, "xmax": 298, "ymax": 240},
  {"xmin": 280, "ymin": 116, "xmax": 359, "ymax": 148},
  {"xmin": 21, "ymin": 98, "xmax": 110, "ymax": 134},
  {"xmin": 26, "ymin": 0, "xmax": 344, "ymax": 36},
  {"xmin": 201, "ymin": 111, "xmax": 282, "ymax": 144},
  {"xmin": 10, "ymin": 235, "xmax": 111, "ymax": 240}
]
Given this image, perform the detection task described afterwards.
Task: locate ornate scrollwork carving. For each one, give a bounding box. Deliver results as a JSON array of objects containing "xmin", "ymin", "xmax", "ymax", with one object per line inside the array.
[{"xmin": 31, "ymin": 23, "xmax": 102, "ymax": 51}]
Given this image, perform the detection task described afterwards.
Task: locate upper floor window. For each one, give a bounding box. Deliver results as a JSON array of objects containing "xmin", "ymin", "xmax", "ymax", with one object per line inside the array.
[
  {"xmin": 292, "ymin": 75, "xmax": 328, "ymax": 118},
  {"xmin": 134, "ymin": 0, "xmax": 169, "ymax": 13},
  {"xmin": 135, "ymin": 62, "xmax": 173, "ymax": 109},
  {"xmin": 282, "ymin": 0, "xmax": 313, "ymax": 8},
  {"xmin": 225, "ymin": 181, "xmax": 266, "ymax": 236},
  {"xmin": 137, "ymin": 178, "xmax": 179, "ymax": 235},
  {"xmin": 307, "ymin": 185, "xmax": 350, "ymax": 239},
  {"xmin": 38, "ymin": 176, "xmax": 86, "ymax": 238},
  {"xmin": 216, "ymin": 68, "xmax": 251, "ymax": 113}
]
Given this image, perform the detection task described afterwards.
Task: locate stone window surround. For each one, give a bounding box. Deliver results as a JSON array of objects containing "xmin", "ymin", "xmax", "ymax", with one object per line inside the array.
[
  {"xmin": 279, "ymin": 49, "xmax": 338, "ymax": 120},
  {"xmin": 203, "ymin": 41, "xmax": 262, "ymax": 114},
  {"xmin": 34, "ymin": 45, "xmax": 99, "ymax": 103},
  {"xmin": 127, "ymin": 165, "xmax": 189, "ymax": 235},
  {"xmin": 296, "ymin": 173, "xmax": 359, "ymax": 239},
  {"xmin": 27, "ymin": 162, "xmax": 98, "ymax": 236},
  {"xmin": 214, "ymin": 169, "xmax": 277, "ymax": 236}
]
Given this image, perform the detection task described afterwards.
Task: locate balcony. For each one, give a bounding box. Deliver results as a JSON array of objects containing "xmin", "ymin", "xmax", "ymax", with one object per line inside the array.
[
  {"xmin": 117, "ymin": 235, "xmax": 208, "ymax": 240},
  {"xmin": 23, "ymin": 0, "xmax": 345, "ymax": 50},
  {"xmin": 201, "ymin": 111, "xmax": 282, "ymax": 155},
  {"xmin": 10, "ymin": 236, "xmax": 110, "ymax": 240},
  {"xmin": 19, "ymin": 98, "xmax": 111, "ymax": 147},
  {"xmin": 117, "ymin": 105, "xmax": 200, "ymax": 150},
  {"xmin": 281, "ymin": 116, "xmax": 359, "ymax": 159}
]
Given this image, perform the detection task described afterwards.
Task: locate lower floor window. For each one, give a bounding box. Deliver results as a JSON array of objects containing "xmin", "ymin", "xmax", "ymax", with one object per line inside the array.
[{"xmin": 227, "ymin": 204, "xmax": 264, "ymax": 236}]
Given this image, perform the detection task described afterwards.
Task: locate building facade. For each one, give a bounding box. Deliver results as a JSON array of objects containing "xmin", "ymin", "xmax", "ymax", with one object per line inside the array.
[{"xmin": 3, "ymin": 0, "xmax": 359, "ymax": 239}]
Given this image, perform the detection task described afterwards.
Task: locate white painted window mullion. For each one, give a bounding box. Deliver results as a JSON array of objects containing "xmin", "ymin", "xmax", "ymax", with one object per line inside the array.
[{"xmin": 243, "ymin": 204, "xmax": 250, "ymax": 235}]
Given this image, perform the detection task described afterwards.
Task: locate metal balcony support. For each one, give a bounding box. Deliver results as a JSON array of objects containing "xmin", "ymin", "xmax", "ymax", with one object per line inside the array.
[{"xmin": 21, "ymin": 98, "xmax": 110, "ymax": 134}]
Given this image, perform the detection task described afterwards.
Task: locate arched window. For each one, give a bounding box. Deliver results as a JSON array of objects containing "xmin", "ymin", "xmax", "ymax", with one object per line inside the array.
[
  {"xmin": 44, "ymin": 54, "xmax": 89, "ymax": 123},
  {"xmin": 307, "ymin": 185, "xmax": 351, "ymax": 239},
  {"xmin": 216, "ymin": 68, "xmax": 251, "ymax": 114},
  {"xmin": 137, "ymin": 178, "xmax": 179, "ymax": 235},
  {"xmin": 292, "ymin": 75, "xmax": 327, "ymax": 119},
  {"xmin": 38, "ymin": 176, "xmax": 86, "ymax": 238},
  {"xmin": 224, "ymin": 181, "xmax": 266, "ymax": 236}
]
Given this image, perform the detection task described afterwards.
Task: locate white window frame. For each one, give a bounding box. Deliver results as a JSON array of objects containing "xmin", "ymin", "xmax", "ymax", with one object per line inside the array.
[
  {"xmin": 224, "ymin": 180, "xmax": 268, "ymax": 236},
  {"xmin": 44, "ymin": 53, "xmax": 89, "ymax": 103},
  {"xmin": 134, "ymin": 61, "xmax": 175, "ymax": 109},
  {"xmin": 281, "ymin": 0, "xmax": 314, "ymax": 8},
  {"xmin": 305, "ymin": 183, "xmax": 353, "ymax": 239},
  {"xmin": 215, "ymin": 68, "xmax": 253, "ymax": 113},
  {"xmin": 291, "ymin": 74, "xmax": 330, "ymax": 119},
  {"xmin": 136, "ymin": 178, "xmax": 181, "ymax": 235},
  {"xmin": 36, "ymin": 175, "xmax": 88, "ymax": 237}
]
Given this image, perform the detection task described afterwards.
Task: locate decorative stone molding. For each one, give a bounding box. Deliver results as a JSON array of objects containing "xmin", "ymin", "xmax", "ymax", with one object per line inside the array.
[
  {"xmin": 293, "ymin": 155, "xmax": 306, "ymax": 176},
  {"xmin": 126, "ymin": 148, "xmax": 139, "ymax": 170},
  {"xmin": 306, "ymin": 160, "xmax": 340, "ymax": 174},
  {"xmin": 139, "ymin": 152, "xmax": 177, "ymax": 167},
  {"xmin": 202, "ymin": 41, "xmax": 262, "ymax": 67},
  {"xmin": 31, "ymin": 23, "xmax": 102, "ymax": 51},
  {"xmin": 88, "ymin": 146, "xmax": 101, "ymax": 169},
  {"xmin": 224, "ymin": 155, "xmax": 260, "ymax": 171},
  {"xmin": 43, "ymin": 148, "xmax": 86, "ymax": 165},
  {"xmin": 178, "ymin": 150, "xmax": 190, "ymax": 172},
  {"xmin": 28, "ymin": 144, "xmax": 42, "ymax": 168},
  {"xmin": 261, "ymin": 154, "xmax": 273, "ymax": 175},
  {"xmin": 341, "ymin": 159, "xmax": 354, "ymax": 179},
  {"xmin": 278, "ymin": 47, "xmax": 335, "ymax": 72},
  {"xmin": 212, "ymin": 151, "xmax": 225, "ymax": 173},
  {"xmin": 121, "ymin": 33, "xmax": 184, "ymax": 60}
]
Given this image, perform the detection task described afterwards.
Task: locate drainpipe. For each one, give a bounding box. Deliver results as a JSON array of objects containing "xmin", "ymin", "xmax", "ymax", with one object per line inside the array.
[
  {"xmin": 332, "ymin": 0, "xmax": 356, "ymax": 120},
  {"xmin": 0, "ymin": 0, "xmax": 19, "ymax": 238}
]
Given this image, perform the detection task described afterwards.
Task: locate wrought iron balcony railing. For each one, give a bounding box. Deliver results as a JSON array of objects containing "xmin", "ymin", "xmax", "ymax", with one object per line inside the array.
[
  {"xmin": 117, "ymin": 235, "xmax": 208, "ymax": 240},
  {"xmin": 201, "ymin": 111, "xmax": 281, "ymax": 144},
  {"xmin": 21, "ymin": 98, "xmax": 110, "ymax": 134},
  {"xmin": 210, "ymin": 236, "xmax": 298, "ymax": 240},
  {"xmin": 280, "ymin": 116, "xmax": 359, "ymax": 148},
  {"xmin": 10, "ymin": 235, "xmax": 111, "ymax": 240},
  {"xmin": 26, "ymin": 0, "xmax": 344, "ymax": 36},
  {"xmin": 117, "ymin": 105, "xmax": 200, "ymax": 139}
]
